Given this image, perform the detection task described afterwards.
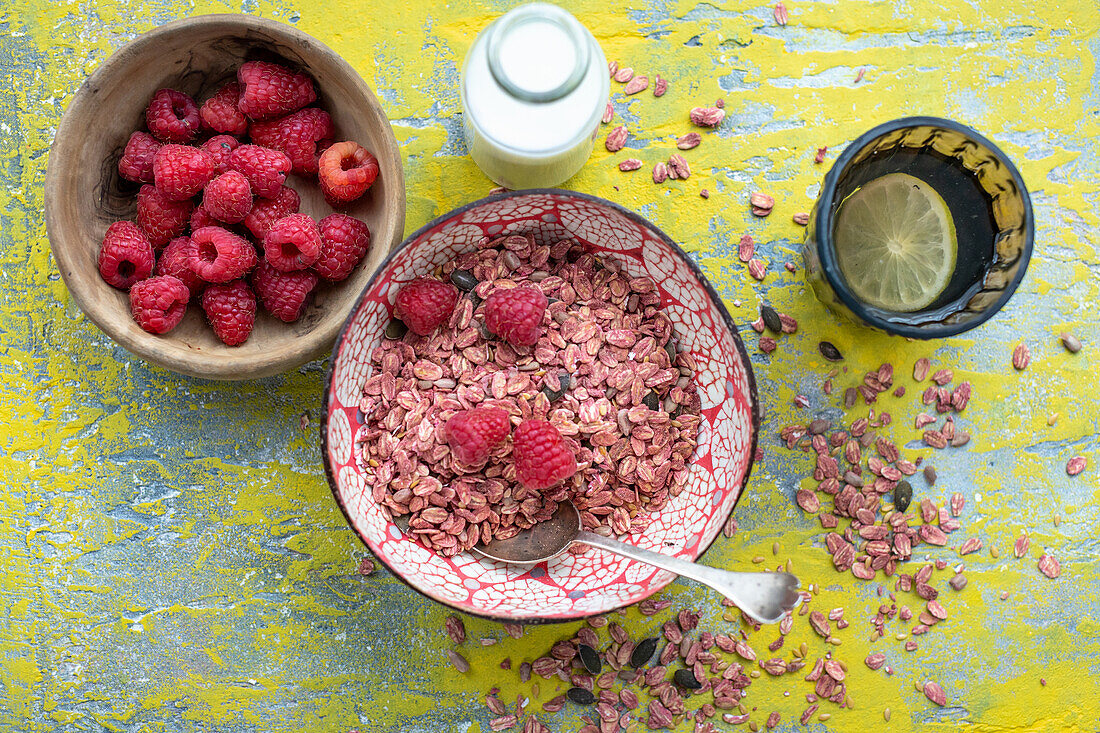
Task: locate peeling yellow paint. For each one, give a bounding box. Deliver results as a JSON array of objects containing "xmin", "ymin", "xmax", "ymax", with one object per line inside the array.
[{"xmin": 1, "ymin": 0, "xmax": 1097, "ymax": 731}]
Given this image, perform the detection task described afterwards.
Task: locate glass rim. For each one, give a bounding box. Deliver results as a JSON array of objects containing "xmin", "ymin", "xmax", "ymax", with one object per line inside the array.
[{"xmin": 815, "ymin": 115, "xmax": 1035, "ymax": 339}]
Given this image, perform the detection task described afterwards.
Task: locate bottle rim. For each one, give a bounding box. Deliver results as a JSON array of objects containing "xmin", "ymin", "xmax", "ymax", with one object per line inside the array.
[{"xmin": 485, "ymin": 3, "xmax": 590, "ymax": 104}]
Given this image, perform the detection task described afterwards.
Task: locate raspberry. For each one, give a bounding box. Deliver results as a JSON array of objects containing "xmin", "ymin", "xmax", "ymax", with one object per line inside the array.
[
  {"xmin": 155, "ymin": 236, "xmax": 204, "ymax": 296},
  {"xmin": 199, "ymin": 81, "xmax": 248, "ymax": 136},
  {"xmin": 190, "ymin": 225, "xmax": 257, "ymax": 283},
  {"xmin": 315, "ymin": 213, "xmax": 370, "ymax": 281},
  {"xmin": 393, "ymin": 278, "xmax": 458, "ymax": 336},
  {"xmin": 200, "ymin": 134, "xmax": 241, "ymax": 175},
  {"xmin": 129, "ymin": 275, "xmax": 190, "ymax": 334},
  {"xmin": 236, "ymin": 60, "xmax": 317, "ymax": 120},
  {"xmin": 242, "ymin": 185, "xmax": 300, "ymax": 241},
  {"xmin": 228, "ymin": 144, "xmax": 292, "ymax": 199},
  {"xmin": 202, "ymin": 171, "xmax": 252, "ymax": 223},
  {"xmin": 145, "ymin": 88, "xmax": 201, "ymax": 143},
  {"xmin": 444, "ymin": 406, "xmax": 512, "ymax": 464},
  {"xmin": 118, "ymin": 131, "xmax": 162, "ymax": 183},
  {"xmin": 152, "ymin": 144, "xmax": 215, "ymax": 201},
  {"xmin": 201, "ymin": 280, "xmax": 256, "ymax": 346},
  {"xmin": 251, "ymin": 259, "xmax": 317, "ymax": 322},
  {"xmin": 98, "ymin": 221, "xmax": 154, "ymax": 289},
  {"xmin": 484, "ymin": 286, "xmax": 548, "ymax": 346},
  {"xmin": 249, "ymin": 108, "xmax": 334, "ymax": 175},
  {"xmin": 262, "ymin": 213, "xmax": 321, "ymax": 272},
  {"xmin": 512, "ymin": 419, "xmax": 577, "ymax": 490},
  {"xmin": 318, "ymin": 141, "xmax": 379, "ymax": 205},
  {"xmin": 136, "ymin": 184, "xmax": 193, "ymax": 248},
  {"xmin": 190, "ymin": 205, "xmax": 224, "ymax": 231}
]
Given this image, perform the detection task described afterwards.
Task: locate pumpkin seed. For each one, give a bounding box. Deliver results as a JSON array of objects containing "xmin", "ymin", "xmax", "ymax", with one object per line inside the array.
[
  {"xmin": 818, "ymin": 341, "xmax": 843, "ymax": 362},
  {"xmin": 385, "ymin": 319, "xmax": 408, "ymax": 340},
  {"xmin": 450, "ymin": 269, "xmax": 478, "ymax": 291},
  {"xmin": 578, "ymin": 643, "xmax": 602, "ymax": 674},
  {"xmin": 760, "ymin": 304, "xmax": 782, "ymax": 333},
  {"xmin": 630, "ymin": 637, "xmax": 658, "ymax": 668},
  {"xmin": 673, "ymin": 668, "xmax": 702, "ymax": 689},
  {"xmin": 894, "ymin": 480, "xmax": 912, "ymax": 512},
  {"xmin": 567, "ymin": 687, "xmax": 596, "ymax": 705}
]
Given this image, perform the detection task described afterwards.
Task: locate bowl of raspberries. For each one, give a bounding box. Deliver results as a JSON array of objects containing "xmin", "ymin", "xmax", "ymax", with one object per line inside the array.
[
  {"xmin": 322, "ymin": 191, "xmax": 759, "ymax": 621},
  {"xmin": 45, "ymin": 14, "xmax": 405, "ymax": 379}
]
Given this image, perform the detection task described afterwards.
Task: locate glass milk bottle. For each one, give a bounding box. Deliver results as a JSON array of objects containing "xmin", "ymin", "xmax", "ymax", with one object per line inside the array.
[{"xmin": 461, "ymin": 3, "xmax": 609, "ymax": 189}]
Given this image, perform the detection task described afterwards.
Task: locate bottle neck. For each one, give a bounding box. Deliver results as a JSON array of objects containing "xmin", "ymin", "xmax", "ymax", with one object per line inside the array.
[{"xmin": 485, "ymin": 3, "xmax": 589, "ymax": 104}]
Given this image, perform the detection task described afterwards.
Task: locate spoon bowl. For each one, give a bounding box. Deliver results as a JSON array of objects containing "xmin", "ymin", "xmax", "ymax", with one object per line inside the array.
[{"xmin": 473, "ymin": 502, "xmax": 802, "ymax": 625}]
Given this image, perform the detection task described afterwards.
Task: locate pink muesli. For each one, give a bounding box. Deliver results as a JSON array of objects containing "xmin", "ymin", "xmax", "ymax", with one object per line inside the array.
[{"xmin": 354, "ymin": 233, "xmax": 702, "ymax": 556}]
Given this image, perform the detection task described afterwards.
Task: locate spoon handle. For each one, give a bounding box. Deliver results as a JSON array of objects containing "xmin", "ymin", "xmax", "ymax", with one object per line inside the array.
[{"xmin": 577, "ymin": 531, "xmax": 801, "ymax": 624}]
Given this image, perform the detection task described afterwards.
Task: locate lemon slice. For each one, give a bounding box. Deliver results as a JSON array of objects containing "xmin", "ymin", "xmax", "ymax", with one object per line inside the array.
[{"xmin": 834, "ymin": 172, "xmax": 957, "ymax": 312}]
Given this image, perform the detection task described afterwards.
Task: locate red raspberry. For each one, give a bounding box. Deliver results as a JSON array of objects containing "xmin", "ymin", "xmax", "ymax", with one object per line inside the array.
[
  {"xmin": 228, "ymin": 144, "xmax": 292, "ymax": 199},
  {"xmin": 444, "ymin": 406, "xmax": 512, "ymax": 465},
  {"xmin": 318, "ymin": 141, "xmax": 379, "ymax": 205},
  {"xmin": 484, "ymin": 286, "xmax": 548, "ymax": 346},
  {"xmin": 315, "ymin": 213, "xmax": 370, "ymax": 281},
  {"xmin": 136, "ymin": 184, "xmax": 193, "ymax": 248},
  {"xmin": 512, "ymin": 419, "xmax": 577, "ymax": 490},
  {"xmin": 249, "ymin": 108, "xmax": 334, "ymax": 174},
  {"xmin": 242, "ymin": 185, "xmax": 300, "ymax": 241},
  {"xmin": 129, "ymin": 275, "xmax": 190, "ymax": 334},
  {"xmin": 155, "ymin": 236, "xmax": 204, "ymax": 296},
  {"xmin": 98, "ymin": 221, "xmax": 154, "ymax": 289},
  {"xmin": 251, "ymin": 260, "xmax": 317, "ymax": 322},
  {"xmin": 263, "ymin": 213, "xmax": 321, "ymax": 272},
  {"xmin": 236, "ymin": 60, "xmax": 317, "ymax": 120},
  {"xmin": 190, "ymin": 205, "xmax": 224, "ymax": 231},
  {"xmin": 145, "ymin": 88, "xmax": 201, "ymax": 143},
  {"xmin": 201, "ymin": 280, "xmax": 256, "ymax": 346},
  {"xmin": 189, "ymin": 226, "xmax": 257, "ymax": 283},
  {"xmin": 152, "ymin": 144, "xmax": 215, "ymax": 201},
  {"xmin": 393, "ymin": 278, "xmax": 458, "ymax": 336},
  {"xmin": 199, "ymin": 81, "xmax": 248, "ymax": 136},
  {"xmin": 200, "ymin": 134, "xmax": 241, "ymax": 174},
  {"xmin": 118, "ymin": 131, "xmax": 162, "ymax": 183},
  {"xmin": 202, "ymin": 171, "xmax": 252, "ymax": 223}
]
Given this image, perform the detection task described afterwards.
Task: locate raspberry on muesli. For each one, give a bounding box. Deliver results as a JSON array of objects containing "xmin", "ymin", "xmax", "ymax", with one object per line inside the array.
[{"xmin": 355, "ymin": 233, "xmax": 702, "ymax": 557}]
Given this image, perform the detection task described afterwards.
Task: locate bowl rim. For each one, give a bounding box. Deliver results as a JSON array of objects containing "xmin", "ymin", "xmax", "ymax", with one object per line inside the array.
[
  {"xmin": 43, "ymin": 13, "xmax": 407, "ymax": 380},
  {"xmin": 814, "ymin": 115, "xmax": 1034, "ymax": 339},
  {"xmin": 320, "ymin": 188, "xmax": 761, "ymax": 624}
]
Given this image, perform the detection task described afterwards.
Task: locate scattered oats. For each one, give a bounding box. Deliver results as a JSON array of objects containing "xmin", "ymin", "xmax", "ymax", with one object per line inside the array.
[
  {"xmin": 1012, "ymin": 342, "xmax": 1031, "ymax": 370},
  {"xmin": 689, "ymin": 106, "xmax": 725, "ymax": 127},
  {"xmin": 1060, "ymin": 332, "xmax": 1081, "ymax": 353},
  {"xmin": 814, "ymin": 146, "xmax": 827, "ymax": 164},
  {"xmin": 653, "ymin": 75, "xmax": 668, "ymax": 97},
  {"xmin": 613, "ymin": 66, "xmax": 634, "ymax": 83},
  {"xmin": 1038, "ymin": 554, "xmax": 1062, "ymax": 579},
  {"xmin": 792, "ymin": 212, "xmax": 810, "ymax": 225},
  {"xmin": 605, "ymin": 125, "xmax": 628, "ymax": 152},
  {"xmin": 601, "ymin": 102, "xmax": 614, "ymax": 124},
  {"xmin": 652, "ymin": 161, "xmax": 669, "ymax": 183},
  {"xmin": 623, "ymin": 75, "xmax": 649, "ymax": 95},
  {"xmin": 1066, "ymin": 455, "xmax": 1087, "ymax": 476},
  {"xmin": 676, "ymin": 132, "xmax": 702, "ymax": 150},
  {"xmin": 773, "ymin": 1, "xmax": 788, "ymax": 25},
  {"xmin": 618, "ymin": 158, "xmax": 643, "ymax": 172}
]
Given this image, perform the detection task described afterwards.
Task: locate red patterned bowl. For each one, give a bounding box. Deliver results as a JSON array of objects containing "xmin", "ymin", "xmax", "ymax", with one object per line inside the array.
[{"xmin": 322, "ymin": 191, "xmax": 758, "ymax": 622}]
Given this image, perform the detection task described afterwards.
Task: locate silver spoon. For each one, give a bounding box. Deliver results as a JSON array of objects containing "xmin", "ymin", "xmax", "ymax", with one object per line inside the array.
[{"xmin": 472, "ymin": 501, "xmax": 802, "ymax": 624}]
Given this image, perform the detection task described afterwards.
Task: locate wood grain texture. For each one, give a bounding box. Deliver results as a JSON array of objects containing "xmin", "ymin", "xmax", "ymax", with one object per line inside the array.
[{"xmin": 44, "ymin": 14, "xmax": 406, "ymax": 380}]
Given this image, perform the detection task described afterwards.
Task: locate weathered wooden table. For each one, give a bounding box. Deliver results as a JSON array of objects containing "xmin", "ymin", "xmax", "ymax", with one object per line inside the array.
[{"xmin": 3, "ymin": 1, "xmax": 1098, "ymax": 731}]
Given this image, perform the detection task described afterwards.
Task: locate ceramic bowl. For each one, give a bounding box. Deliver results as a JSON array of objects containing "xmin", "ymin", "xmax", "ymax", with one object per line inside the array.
[
  {"xmin": 45, "ymin": 14, "xmax": 405, "ymax": 380},
  {"xmin": 322, "ymin": 191, "xmax": 758, "ymax": 622}
]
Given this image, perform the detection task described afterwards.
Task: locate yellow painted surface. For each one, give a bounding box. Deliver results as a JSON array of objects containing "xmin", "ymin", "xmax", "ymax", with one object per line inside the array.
[{"xmin": 1, "ymin": 0, "xmax": 1098, "ymax": 731}]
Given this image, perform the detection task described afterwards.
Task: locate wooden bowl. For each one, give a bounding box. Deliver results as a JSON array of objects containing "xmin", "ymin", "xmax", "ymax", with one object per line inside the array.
[{"xmin": 45, "ymin": 14, "xmax": 405, "ymax": 380}]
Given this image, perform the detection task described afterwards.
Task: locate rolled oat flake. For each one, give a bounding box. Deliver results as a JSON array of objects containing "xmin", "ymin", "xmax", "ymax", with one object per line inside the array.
[{"xmin": 462, "ymin": 3, "xmax": 609, "ymax": 188}]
